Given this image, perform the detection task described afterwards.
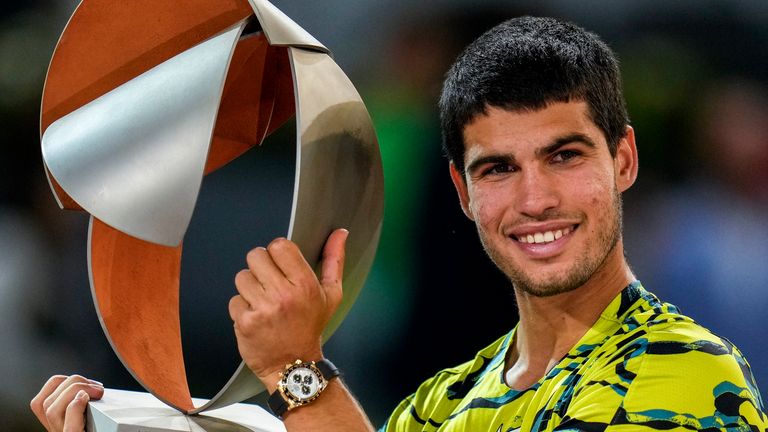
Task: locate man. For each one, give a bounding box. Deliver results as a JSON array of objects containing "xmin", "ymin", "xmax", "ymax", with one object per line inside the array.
[{"xmin": 32, "ymin": 16, "xmax": 766, "ymax": 432}]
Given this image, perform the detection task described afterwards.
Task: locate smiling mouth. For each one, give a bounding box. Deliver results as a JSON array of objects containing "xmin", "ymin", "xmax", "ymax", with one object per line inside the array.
[{"xmin": 514, "ymin": 225, "xmax": 577, "ymax": 245}]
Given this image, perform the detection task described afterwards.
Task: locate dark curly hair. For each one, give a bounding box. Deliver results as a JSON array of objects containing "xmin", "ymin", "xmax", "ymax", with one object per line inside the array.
[{"xmin": 439, "ymin": 16, "xmax": 629, "ymax": 174}]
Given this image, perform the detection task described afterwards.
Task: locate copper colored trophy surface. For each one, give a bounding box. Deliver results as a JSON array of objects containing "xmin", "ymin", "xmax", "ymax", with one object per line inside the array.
[{"xmin": 40, "ymin": 0, "xmax": 383, "ymax": 414}]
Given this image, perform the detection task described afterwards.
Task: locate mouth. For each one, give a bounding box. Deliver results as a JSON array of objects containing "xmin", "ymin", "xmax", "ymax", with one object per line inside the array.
[{"xmin": 511, "ymin": 224, "xmax": 578, "ymax": 245}]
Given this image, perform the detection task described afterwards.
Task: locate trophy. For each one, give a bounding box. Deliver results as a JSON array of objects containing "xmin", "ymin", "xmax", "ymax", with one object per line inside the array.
[{"xmin": 39, "ymin": 0, "xmax": 383, "ymax": 430}]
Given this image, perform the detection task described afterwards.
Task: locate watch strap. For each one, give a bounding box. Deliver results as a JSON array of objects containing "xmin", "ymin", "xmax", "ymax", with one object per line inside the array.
[
  {"xmin": 267, "ymin": 390, "xmax": 290, "ymax": 418},
  {"xmin": 315, "ymin": 358, "xmax": 340, "ymax": 380}
]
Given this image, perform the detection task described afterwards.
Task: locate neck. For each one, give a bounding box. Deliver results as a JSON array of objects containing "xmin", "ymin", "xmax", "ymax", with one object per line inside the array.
[{"xmin": 505, "ymin": 240, "xmax": 634, "ymax": 390}]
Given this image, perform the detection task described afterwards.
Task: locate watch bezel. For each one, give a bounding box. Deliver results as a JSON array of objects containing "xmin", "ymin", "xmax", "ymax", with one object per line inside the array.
[{"xmin": 277, "ymin": 360, "xmax": 328, "ymax": 409}]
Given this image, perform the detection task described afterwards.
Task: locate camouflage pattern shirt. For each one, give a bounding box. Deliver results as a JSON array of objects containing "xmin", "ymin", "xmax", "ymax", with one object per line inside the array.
[{"xmin": 380, "ymin": 282, "xmax": 767, "ymax": 431}]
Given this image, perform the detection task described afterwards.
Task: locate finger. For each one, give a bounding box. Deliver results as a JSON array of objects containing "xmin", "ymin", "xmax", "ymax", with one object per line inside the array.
[
  {"xmin": 228, "ymin": 294, "xmax": 250, "ymax": 322},
  {"xmin": 246, "ymin": 246, "xmax": 289, "ymax": 290},
  {"xmin": 43, "ymin": 376, "xmax": 101, "ymax": 409},
  {"xmin": 45, "ymin": 381, "xmax": 103, "ymax": 432},
  {"xmin": 234, "ymin": 269, "xmax": 265, "ymax": 307},
  {"xmin": 32, "ymin": 375, "xmax": 68, "ymax": 430},
  {"xmin": 266, "ymin": 238, "xmax": 316, "ymax": 288},
  {"xmin": 320, "ymin": 229, "xmax": 348, "ymax": 288},
  {"xmin": 62, "ymin": 390, "xmax": 89, "ymax": 432},
  {"xmin": 320, "ymin": 229, "xmax": 348, "ymax": 310},
  {"xmin": 38, "ymin": 376, "xmax": 95, "ymax": 425}
]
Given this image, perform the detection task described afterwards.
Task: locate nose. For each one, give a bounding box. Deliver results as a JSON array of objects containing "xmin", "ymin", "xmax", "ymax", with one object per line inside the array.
[{"xmin": 514, "ymin": 166, "xmax": 560, "ymax": 218}]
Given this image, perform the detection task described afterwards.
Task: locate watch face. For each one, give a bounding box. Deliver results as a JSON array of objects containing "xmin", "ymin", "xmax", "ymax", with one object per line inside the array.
[{"xmin": 284, "ymin": 366, "xmax": 322, "ymax": 402}]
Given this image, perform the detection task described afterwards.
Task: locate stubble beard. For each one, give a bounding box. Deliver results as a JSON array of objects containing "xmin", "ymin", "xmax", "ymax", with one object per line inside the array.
[{"xmin": 478, "ymin": 188, "xmax": 623, "ymax": 298}]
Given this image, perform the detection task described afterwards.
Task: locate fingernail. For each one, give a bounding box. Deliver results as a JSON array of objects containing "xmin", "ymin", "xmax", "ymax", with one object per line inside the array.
[
  {"xmin": 88, "ymin": 379, "xmax": 103, "ymax": 386},
  {"xmin": 76, "ymin": 390, "xmax": 90, "ymax": 401},
  {"xmin": 89, "ymin": 383, "xmax": 104, "ymax": 390}
]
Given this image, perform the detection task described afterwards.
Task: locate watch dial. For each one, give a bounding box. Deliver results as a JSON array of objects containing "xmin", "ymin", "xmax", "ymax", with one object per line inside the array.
[{"xmin": 285, "ymin": 366, "xmax": 321, "ymax": 401}]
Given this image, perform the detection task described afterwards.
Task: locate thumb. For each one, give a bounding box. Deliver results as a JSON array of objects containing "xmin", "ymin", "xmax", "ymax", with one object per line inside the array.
[
  {"xmin": 320, "ymin": 228, "xmax": 348, "ymax": 291},
  {"xmin": 63, "ymin": 390, "xmax": 89, "ymax": 432}
]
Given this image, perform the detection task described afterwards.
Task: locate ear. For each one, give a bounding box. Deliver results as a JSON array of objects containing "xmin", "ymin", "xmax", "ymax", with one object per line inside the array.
[
  {"xmin": 449, "ymin": 162, "xmax": 474, "ymax": 220},
  {"xmin": 614, "ymin": 126, "xmax": 639, "ymax": 193}
]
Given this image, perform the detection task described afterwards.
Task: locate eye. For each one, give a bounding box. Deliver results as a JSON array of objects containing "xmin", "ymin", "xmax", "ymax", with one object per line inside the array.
[
  {"xmin": 551, "ymin": 150, "xmax": 580, "ymax": 163},
  {"xmin": 485, "ymin": 163, "xmax": 516, "ymax": 175}
]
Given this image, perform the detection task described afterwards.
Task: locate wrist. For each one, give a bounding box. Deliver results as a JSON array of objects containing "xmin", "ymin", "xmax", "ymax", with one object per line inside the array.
[
  {"xmin": 266, "ymin": 358, "xmax": 340, "ymax": 419},
  {"xmin": 259, "ymin": 370, "xmax": 283, "ymax": 394},
  {"xmin": 252, "ymin": 349, "xmax": 325, "ymax": 392}
]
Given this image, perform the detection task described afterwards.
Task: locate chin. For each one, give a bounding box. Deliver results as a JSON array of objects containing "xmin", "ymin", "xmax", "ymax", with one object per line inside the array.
[
  {"xmin": 514, "ymin": 279, "xmax": 585, "ymax": 297},
  {"xmin": 507, "ymin": 261, "xmax": 596, "ymax": 298}
]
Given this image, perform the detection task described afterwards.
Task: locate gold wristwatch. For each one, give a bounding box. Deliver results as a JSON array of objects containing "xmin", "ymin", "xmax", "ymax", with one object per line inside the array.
[{"xmin": 267, "ymin": 359, "xmax": 340, "ymax": 418}]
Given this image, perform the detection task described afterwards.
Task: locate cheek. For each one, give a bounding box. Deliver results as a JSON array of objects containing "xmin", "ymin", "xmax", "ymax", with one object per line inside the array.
[
  {"xmin": 583, "ymin": 179, "xmax": 618, "ymax": 222},
  {"xmin": 578, "ymin": 168, "xmax": 614, "ymax": 205},
  {"xmin": 469, "ymin": 188, "xmax": 505, "ymax": 227},
  {"xmin": 565, "ymin": 170, "xmax": 616, "ymax": 224},
  {"xmin": 590, "ymin": 193, "xmax": 602, "ymax": 207}
]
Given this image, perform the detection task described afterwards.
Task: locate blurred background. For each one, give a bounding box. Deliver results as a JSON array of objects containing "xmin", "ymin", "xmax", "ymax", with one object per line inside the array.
[{"xmin": 1, "ymin": 0, "xmax": 767, "ymax": 429}]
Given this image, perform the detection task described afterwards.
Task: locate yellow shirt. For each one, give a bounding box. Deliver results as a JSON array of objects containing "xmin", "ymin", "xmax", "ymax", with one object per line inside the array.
[{"xmin": 381, "ymin": 282, "xmax": 767, "ymax": 431}]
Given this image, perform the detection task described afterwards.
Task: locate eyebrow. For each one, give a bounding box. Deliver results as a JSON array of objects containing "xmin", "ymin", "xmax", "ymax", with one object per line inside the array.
[
  {"xmin": 464, "ymin": 133, "xmax": 598, "ymax": 176},
  {"xmin": 536, "ymin": 133, "xmax": 597, "ymax": 158}
]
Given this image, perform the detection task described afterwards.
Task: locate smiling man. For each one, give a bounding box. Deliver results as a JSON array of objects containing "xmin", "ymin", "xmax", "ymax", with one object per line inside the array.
[
  {"xmin": 32, "ymin": 16, "xmax": 766, "ymax": 432},
  {"xmin": 377, "ymin": 17, "xmax": 766, "ymax": 431}
]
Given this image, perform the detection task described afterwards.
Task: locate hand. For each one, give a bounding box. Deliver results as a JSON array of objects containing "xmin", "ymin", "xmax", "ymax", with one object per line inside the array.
[
  {"xmin": 229, "ymin": 229, "xmax": 347, "ymax": 391},
  {"xmin": 30, "ymin": 375, "xmax": 104, "ymax": 432}
]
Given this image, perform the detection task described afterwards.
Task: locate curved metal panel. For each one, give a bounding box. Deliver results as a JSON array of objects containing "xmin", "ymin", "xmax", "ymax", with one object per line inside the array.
[
  {"xmin": 88, "ymin": 216, "xmax": 194, "ymax": 413},
  {"xmin": 192, "ymin": 47, "xmax": 383, "ymax": 414},
  {"xmin": 206, "ymin": 37, "xmax": 295, "ymax": 175},
  {"xmin": 42, "ymin": 22, "xmax": 246, "ymax": 247},
  {"xmin": 191, "ymin": 363, "xmax": 265, "ymax": 413},
  {"xmin": 286, "ymin": 47, "xmax": 384, "ymax": 342},
  {"xmin": 42, "ymin": 0, "xmax": 381, "ymax": 416},
  {"xmin": 85, "ymin": 39, "xmax": 292, "ymax": 414},
  {"xmin": 39, "ymin": 0, "xmax": 254, "ymax": 209},
  {"xmin": 247, "ymin": 0, "xmax": 329, "ymax": 53}
]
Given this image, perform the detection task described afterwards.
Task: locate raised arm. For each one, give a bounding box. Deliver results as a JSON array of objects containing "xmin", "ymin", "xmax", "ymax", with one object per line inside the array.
[
  {"xmin": 30, "ymin": 229, "xmax": 374, "ymax": 432},
  {"xmin": 228, "ymin": 228, "xmax": 375, "ymax": 431}
]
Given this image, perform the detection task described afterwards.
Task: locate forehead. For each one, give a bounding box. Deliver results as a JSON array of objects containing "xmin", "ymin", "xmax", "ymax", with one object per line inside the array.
[{"xmin": 462, "ymin": 101, "xmax": 605, "ymax": 158}]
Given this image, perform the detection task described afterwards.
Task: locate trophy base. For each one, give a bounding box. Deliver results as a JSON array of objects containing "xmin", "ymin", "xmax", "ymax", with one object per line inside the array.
[{"xmin": 86, "ymin": 389, "xmax": 286, "ymax": 432}]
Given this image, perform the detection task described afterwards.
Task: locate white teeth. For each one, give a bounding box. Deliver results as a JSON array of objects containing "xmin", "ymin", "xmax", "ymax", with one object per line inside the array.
[{"xmin": 517, "ymin": 227, "xmax": 573, "ymax": 244}]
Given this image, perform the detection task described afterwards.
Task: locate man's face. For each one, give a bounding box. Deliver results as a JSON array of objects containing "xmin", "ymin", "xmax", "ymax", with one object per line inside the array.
[{"xmin": 449, "ymin": 101, "xmax": 637, "ymax": 297}]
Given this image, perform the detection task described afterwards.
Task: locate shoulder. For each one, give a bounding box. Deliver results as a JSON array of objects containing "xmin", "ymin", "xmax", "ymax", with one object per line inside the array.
[
  {"xmin": 561, "ymin": 292, "xmax": 767, "ymax": 430},
  {"xmin": 608, "ymin": 302, "xmax": 767, "ymax": 429},
  {"xmin": 603, "ymin": 286, "xmax": 756, "ymax": 379},
  {"xmin": 380, "ymin": 332, "xmax": 510, "ymax": 432},
  {"xmin": 619, "ymin": 295, "xmax": 756, "ymax": 388}
]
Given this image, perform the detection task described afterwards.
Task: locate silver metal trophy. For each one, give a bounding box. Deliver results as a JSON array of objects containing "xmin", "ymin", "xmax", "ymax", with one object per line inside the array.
[{"xmin": 40, "ymin": 0, "xmax": 383, "ymax": 429}]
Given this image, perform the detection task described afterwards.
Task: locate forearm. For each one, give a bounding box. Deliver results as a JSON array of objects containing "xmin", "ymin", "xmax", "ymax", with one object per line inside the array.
[
  {"xmin": 280, "ymin": 380, "xmax": 375, "ymax": 432},
  {"xmin": 231, "ymin": 233, "xmax": 375, "ymax": 431}
]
